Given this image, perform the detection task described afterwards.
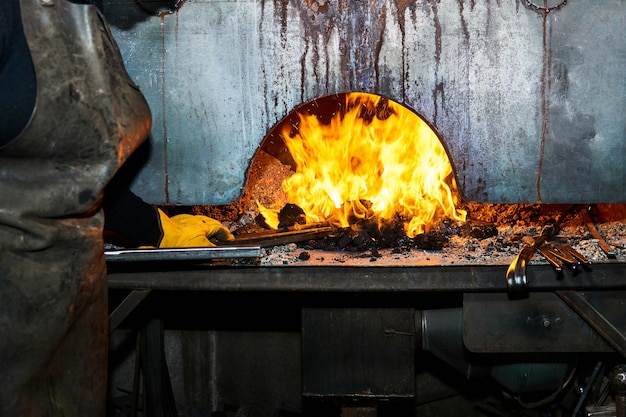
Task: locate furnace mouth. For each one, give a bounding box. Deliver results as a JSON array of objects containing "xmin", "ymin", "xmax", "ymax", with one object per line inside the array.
[{"xmin": 255, "ymin": 92, "xmax": 466, "ymax": 239}]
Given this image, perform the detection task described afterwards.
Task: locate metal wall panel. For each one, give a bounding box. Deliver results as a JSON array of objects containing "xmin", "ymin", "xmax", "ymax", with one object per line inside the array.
[{"xmin": 104, "ymin": 0, "xmax": 625, "ymax": 205}]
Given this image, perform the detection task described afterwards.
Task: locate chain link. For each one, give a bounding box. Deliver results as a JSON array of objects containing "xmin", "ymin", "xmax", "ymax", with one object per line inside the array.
[
  {"xmin": 523, "ymin": 0, "xmax": 568, "ymax": 13},
  {"xmin": 134, "ymin": 0, "xmax": 186, "ymax": 16}
]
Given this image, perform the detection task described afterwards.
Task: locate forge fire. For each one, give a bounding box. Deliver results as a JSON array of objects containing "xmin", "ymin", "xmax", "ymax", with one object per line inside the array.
[{"xmin": 256, "ymin": 92, "xmax": 466, "ymax": 238}]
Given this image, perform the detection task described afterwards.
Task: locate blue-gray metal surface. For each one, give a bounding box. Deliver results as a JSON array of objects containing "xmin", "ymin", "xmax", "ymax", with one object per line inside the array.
[{"xmin": 103, "ymin": 0, "xmax": 625, "ymax": 205}]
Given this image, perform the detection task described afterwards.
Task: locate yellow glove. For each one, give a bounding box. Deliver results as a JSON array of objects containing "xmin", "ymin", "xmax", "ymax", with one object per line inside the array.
[{"xmin": 157, "ymin": 208, "xmax": 235, "ymax": 248}]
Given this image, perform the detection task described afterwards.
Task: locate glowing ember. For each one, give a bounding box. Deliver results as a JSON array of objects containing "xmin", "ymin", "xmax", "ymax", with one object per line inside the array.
[{"xmin": 259, "ymin": 92, "xmax": 466, "ymax": 237}]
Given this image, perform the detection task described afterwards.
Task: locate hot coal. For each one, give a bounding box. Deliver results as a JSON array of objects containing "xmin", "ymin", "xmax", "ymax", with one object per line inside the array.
[
  {"xmin": 253, "ymin": 203, "xmax": 308, "ymax": 230},
  {"xmin": 453, "ymin": 221, "xmax": 499, "ymax": 240},
  {"xmin": 245, "ymin": 201, "xmax": 508, "ymax": 254},
  {"xmin": 278, "ymin": 203, "xmax": 306, "ymax": 228},
  {"xmin": 297, "ymin": 214, "xmax": 463, "ymax": 253},
  {"xmin": 255, "ymin": 213, "xmax": 271, "ymax": 229}
]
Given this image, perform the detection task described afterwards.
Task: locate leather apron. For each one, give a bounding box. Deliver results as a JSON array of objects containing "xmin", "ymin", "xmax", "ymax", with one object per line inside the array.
[{"xmin": 0, "ymin": 0, "xmax": 151, "ymax": 415}]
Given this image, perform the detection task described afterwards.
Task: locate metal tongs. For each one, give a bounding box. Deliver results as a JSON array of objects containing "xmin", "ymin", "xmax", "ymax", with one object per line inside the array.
[
  {"xmin": 537, "ymin": 241, "xmax": 591, "ymax": 272},
  {"xmin": 506, "ymin": 223, "xmax": 557, "ymax": 291},
  {"xmin": 506, "ymin": 206, "xmax": 592, "ymax": 291}
]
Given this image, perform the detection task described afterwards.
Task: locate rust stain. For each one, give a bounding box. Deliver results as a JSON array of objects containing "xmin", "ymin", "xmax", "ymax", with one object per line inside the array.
[
  {"xmin": 373, "ymin": 3, "xmax": 387, "ymax": 91},
  {"xmin": 161, "ymin": 13, "xmax": 169, "ymax": 203},
  {"xmin": 456, "ymin": 0, "xmax": 470, "ymax": 42},
  {"xmin": 431, "ymin": 2, "xmax": 441, "ymax": 69},
  {"xmin": 392, "ymin": 0, "xmax": 411, "ymax": 95},
  {"xmin": 278, "ymin": 0, "xmax": 290, "ymax": 41},
  {"xmin": 259, "ymin": 1, "xmax": 271, "ymax": 123},
  {"xmin": 301, "ymin": 0, "xmax": 330, "ymax": 14},
  {"xmin": 279, "ymin": 0, "xmax": 289, "ymax": 109},
  {"xmin": 431, "ymin": 1, "xmax": 442, "ymax": 126},
  {"xmin": 298, "ymin": 0, "xmax": 332, "ymax": 100},
  {"xmin": 537, "ymin": 9, "xmax": 549, "ymax": 203},
  {"xmin": 519, "ymin": 1, "xmax": 569, "ymax": 203},
  {"xmin": 134, "ymin": 0, "xmax": 186, "ymax": 16},
  {"xmin": 393, "ymin": 0, "xmax": 413, "ymax": 24}
]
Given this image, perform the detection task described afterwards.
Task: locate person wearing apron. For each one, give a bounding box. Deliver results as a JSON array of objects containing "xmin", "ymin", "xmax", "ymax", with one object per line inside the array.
[
  {"xmin": 0, "ymin": 1, "xmax": 235, "ymax": 413},
  {"xmin": 0, "ymin": 0, "xmax": 151, "ymax": 415}
]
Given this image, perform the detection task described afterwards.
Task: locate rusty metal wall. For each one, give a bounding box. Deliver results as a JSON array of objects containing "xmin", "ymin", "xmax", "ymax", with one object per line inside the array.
[{"xmin": 104, "ymin": 0, "xmax": 625, "ymax": 205}]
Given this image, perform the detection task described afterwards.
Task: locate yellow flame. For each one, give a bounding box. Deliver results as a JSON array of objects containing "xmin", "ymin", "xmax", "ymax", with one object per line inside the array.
[
  {"xmin": 265, "ymin": 93, "xmax": 466, "ymax": 237},
  {"xmin": 256, "ymin": 200, "xmax": 280, "ymax": 229}
]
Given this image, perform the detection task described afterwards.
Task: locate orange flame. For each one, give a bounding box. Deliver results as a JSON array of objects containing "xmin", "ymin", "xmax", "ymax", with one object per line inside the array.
[{"xmin": 263, "ymin": 92, "xmax": 466, "ymax": 237}]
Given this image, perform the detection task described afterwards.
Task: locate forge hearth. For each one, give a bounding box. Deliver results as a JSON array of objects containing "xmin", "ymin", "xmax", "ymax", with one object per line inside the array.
[
  {"xmin": 200, "ymin": 203, "xmax": 625, "ymax": 269},
  {"xmin": 156, "ymin": 145, "xmax": 625, "ymax": 269}
]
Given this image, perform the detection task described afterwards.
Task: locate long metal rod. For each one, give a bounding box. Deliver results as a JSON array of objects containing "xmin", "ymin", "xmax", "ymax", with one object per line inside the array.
[
  {"xmin": 109, "ymin": 289, "xmax": 151, "ymax": 333},
  {"xmin": 105, "ymin": 246, "xmax": 261, "ymax": 262},
  {"xmin": 556, "ymin": 290, "xmax": 626, "ymax": 358},
  {"xmin": 572, "ymin": 361, "xmax": 604, "ymax": 417}
]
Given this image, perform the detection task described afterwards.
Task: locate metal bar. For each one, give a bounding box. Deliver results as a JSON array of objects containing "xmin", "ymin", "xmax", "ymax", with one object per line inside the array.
[
  {"xmin": 131, "ymin": 332, "xmax": 141, "ymax": 417},
  {"xmin": 140, "ymin": 319, "xmax": 178, "ymax": 417},
  {"xmin": 108, "ymin": 263, "xmax": 626, "ymax": 292},
  {"xmin": 105, "ymin": 246, "xmax": 261, "ymax": 263},
  {"xmin": 583, "ymin": 210, "xmax": 617, "ymax": 258},
  {"xmin": 554, "ymin": 242, "xmax": 591, "ymax": 266},
  {"xmin": 225, "ymin": 227, "xmax": 335, "ymax": 248},
  {"xmin": 538, "ymin": 246, "xmax": 564, "ymax": 271},
  {"xmin": 572, "ymin": 361, "xmax": 604, "ymax": 417},
  {"xmin": 555, "ymin": 290, "xmax": 626, "ymax": 358},
  {"xmin": 109, "ymin": 289, "xmax": 151, "ymax": 333}
]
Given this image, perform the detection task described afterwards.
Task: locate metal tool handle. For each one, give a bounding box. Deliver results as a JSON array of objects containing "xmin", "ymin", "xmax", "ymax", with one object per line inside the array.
[{"xmin": 506, "ymin": 245, "xmax": 535, "ymax": 291}]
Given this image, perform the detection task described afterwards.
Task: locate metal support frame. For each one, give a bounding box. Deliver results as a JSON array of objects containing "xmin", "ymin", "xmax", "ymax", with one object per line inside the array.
[
  {"xmin": 107, "ymin": 261, "xmax": 626, "ymax": 416},
  {"xmin": 107, "ymin": 263, "xmax": 626, "ymax": 293},
  {"xmin": 109, "ymin": 289, "xmax": 151, "ymax": 333},
  {"xmin": 556, "ymin": 290, "xmax": 626, "ymax": 358}
]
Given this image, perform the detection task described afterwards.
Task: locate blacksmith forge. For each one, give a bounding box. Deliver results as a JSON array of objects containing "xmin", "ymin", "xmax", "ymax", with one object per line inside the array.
[{"xmin": 103, "ymin": 1, "xmax": 626, "ymax": 416}]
